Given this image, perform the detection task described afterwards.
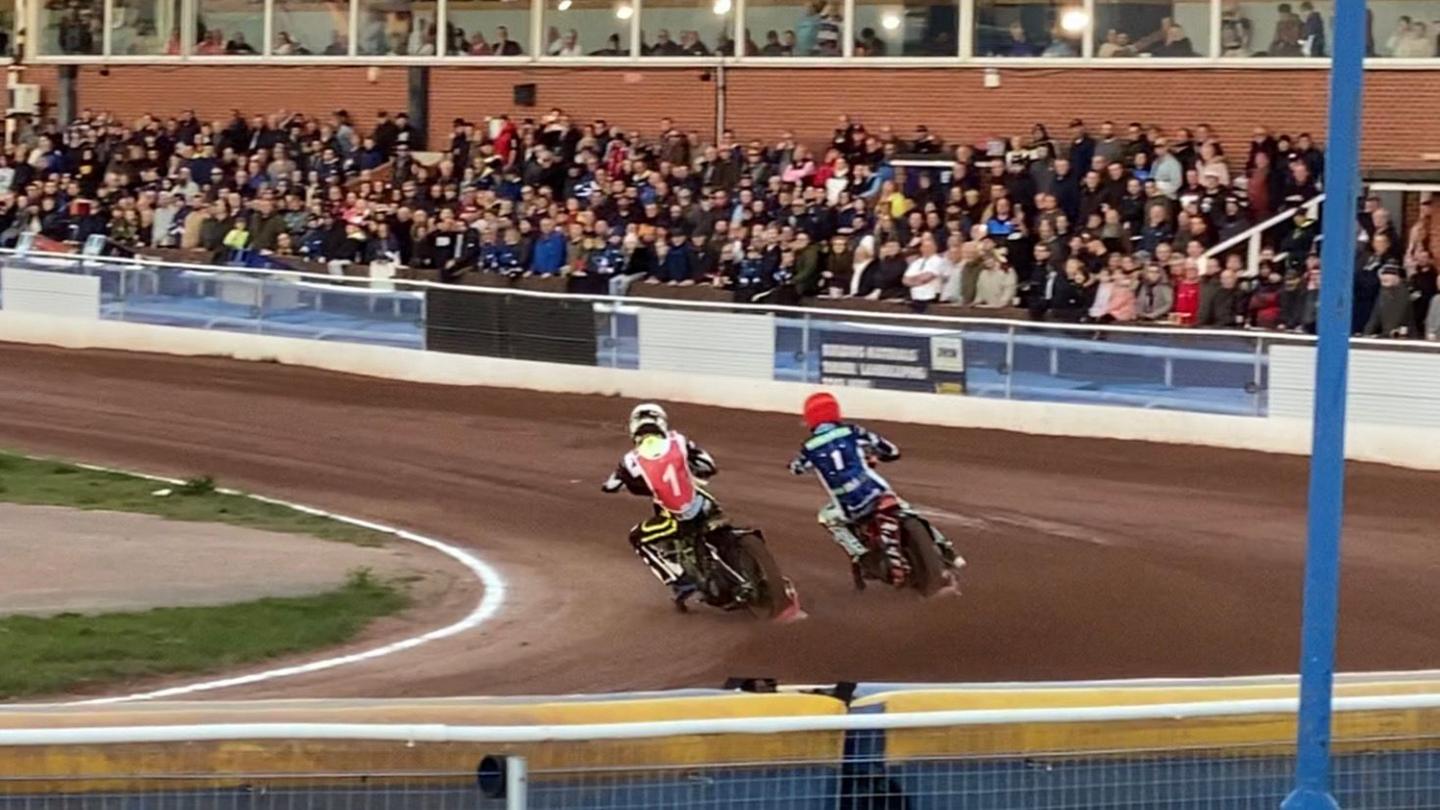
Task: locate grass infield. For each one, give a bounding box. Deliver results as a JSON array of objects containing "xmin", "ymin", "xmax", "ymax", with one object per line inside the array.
[
  {"xmin": 0, "ymin": 570, "xmax": 408, "ymax": 700},
  {"xmin": 0, "ymin": 451, "xmax": 392, "ymax": 546},
  {"xmin": 0, "ymin": 451, "xmax": 413, "ymax": 700}
]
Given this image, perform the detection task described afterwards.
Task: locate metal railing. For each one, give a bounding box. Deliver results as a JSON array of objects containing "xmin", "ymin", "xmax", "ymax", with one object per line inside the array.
[{"xmin": 4, "ymin": 693, "xmax": 1440, "ymax": 808}]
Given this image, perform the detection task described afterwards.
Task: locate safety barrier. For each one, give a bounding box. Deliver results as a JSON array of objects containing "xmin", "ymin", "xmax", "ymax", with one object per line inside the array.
[
  {"xmin": 4, "ymin": 250, "xmax": 1440, "ymax": 471},
  {"xmin": 3, "ymin": 690, "xmax": 1440, "ymax": 808},
  {"xmin": 0, "ymin": 249, "xmax": 1323, "ymax": 415}
]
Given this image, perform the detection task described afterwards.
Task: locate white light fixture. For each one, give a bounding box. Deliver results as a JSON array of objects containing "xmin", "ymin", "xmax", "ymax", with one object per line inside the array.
[
  {"xmin": 880, "ymin": 12, "xmax": 900, "ymax": 30},
  {"xmin": 713, "ymin": 0, "xmax": 732, "ymax": 14},
  {"xmin": 615, "ymin": 2, "xmax": 633, "ymax": 19},
  {"xmin": 1059, "ymin": 7, "xmax": 1089, "ymax": 34},
  {"xmin": 557, "ymin": 0, "xmax": 572, "ymax": 9}
]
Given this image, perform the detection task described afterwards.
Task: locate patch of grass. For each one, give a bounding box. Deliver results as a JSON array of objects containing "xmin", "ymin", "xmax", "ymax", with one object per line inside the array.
[
  {"xmin": 0, "ymin": 570, "xmax": 409, "ymax": 700},
  {"xmin": 0, "ymin": 452, "xmax": 391, "ymax": 546}
]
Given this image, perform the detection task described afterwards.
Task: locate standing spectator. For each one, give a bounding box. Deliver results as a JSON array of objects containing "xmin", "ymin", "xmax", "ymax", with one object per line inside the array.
[
  {"xmin": 1270, "ymin": 3, "xmax": 1304, "ymax": 55},
  {"xmin": 1105, "ymin": 267, "xmax": 1138, "ymax": 322},
  {"xmin": 1152, "ymin": 139, "xmax": 1183, "ymax": 198},
  {"xmin": 973, "ymin": 257, "xmax": 1017, "ymax": 308},
  {"xmin": 1198, "ymin": 267, "xmax": 1245, "ymax": 327},
  {"xmin": 1247, "ymin": 264, "xmax": 1285, "ymax": 328},
  {"xmin": 1406, "ymin": 246, "xmax": 1438, "ymax": 334},
  {"xmin": 903, "ymin": 233, "xmax": 944, "ymax": 306},
  {"xmin": 530, "ymin": 217, "xmax": 567, "ymax": 275},
  {"xmin": 1067, "ymin": 120, "xmax": 1096, "ymax": 173},
  {"xmin": 1136, "ymin": 264, "xmax": 1174, "ymax": 321},
  {"xmin": 1173, "ymin": 262, "xmax": 1202, "ymax": 325},
  {"xmin": 872, "ymin": 238, "xmax": 910, "ymax": 300},
  {"xmin": 1300, "ymin": 1, "xmax": 1326, "ymax": 56},
  {"xmin": 1365, "ymin": 266, "xmax": 1416, "ymax": 337},
  {"xmin": 1355, "ymin": 232, "xmax": 1397, "ymax": 334}
]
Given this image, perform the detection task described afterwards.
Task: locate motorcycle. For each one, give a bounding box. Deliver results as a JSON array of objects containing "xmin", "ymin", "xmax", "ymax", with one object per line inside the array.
[
  {"xmin": 629, "ymin": 503, "xmax": 805, "ymax": 622},
  {"xmin": 847, "ymin": 496, "xmax": 963, "ymax": 597}
]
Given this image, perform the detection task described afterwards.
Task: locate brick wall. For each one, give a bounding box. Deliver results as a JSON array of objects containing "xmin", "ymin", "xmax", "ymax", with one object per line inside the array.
[{"xmin": 19, "ymin": 64, "xmax": 1440, "ymax": 169}]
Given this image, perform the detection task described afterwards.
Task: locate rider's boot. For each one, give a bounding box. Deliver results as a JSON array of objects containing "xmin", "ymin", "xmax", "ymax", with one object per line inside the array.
[
  {"xmin": 671, "ymin": 578, "xmax": 698, "ymax": 612},
  {"xmin": 928, "ymin": 525, "xmax": 967, "ymax": 570}
]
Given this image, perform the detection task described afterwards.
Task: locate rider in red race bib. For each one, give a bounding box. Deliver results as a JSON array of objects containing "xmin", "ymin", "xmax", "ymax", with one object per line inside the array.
[{"xmin": 602, "ymin": 403, "xmax": 720, "ymax": 603}]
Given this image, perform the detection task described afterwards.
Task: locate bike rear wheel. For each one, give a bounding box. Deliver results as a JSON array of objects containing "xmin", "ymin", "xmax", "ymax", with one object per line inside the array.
[
  {"xmin": 900, "ymin": 514, "xmax": 951, "ymax": 596},
  {"xmin": 722, "ymin": 530, "xmax": 791, "ymax": 619}
]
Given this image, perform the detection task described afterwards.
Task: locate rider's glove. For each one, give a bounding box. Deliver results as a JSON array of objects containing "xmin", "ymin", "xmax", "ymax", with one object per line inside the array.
[
  {"xmin": 787, "ymin": 459, "xmax": 809, "ymax": 476},
  {"xmin": 600, "ymin": 474, "xmax": 624, "ymax": 493}
]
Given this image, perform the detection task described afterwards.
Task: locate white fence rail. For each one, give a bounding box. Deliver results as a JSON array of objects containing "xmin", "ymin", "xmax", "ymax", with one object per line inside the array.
[
  {"xmin": 6, "ymin": 692, "xmax": 1440, "ymax": 746},
  {"xmin": 1203, "ymin": 194, "xmax": 1325, "ymax": 274}
]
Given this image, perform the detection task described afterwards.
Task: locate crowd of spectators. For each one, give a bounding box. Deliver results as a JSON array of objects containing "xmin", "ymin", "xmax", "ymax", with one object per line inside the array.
[{"xmin": 5, "ymin": 105, "xmax": 1440, "ymax": 341}]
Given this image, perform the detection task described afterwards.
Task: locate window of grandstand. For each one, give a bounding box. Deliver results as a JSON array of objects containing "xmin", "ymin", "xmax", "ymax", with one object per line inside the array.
[
  {"xmin": 639, "ymin": 0, "xmax": 734, "ymax": 57},
  {"xmin": 1094, "ymin": 0, "xmax": 1209, "ymax": 57},
  {"xmin": 541, "ymin": 0, "xmax": 630, "ymax": 56},
  {"xmin": 0, "ymin": 0, "xmax": 15, "ymax": 55},
  {"xmin": 194, "ymin": 0, "xmax": 263, "ymax": 55},
  {"xmin": 270, "ymin": 0, "xmax": 350, "ymax": 56},
  {"xmin": 111, "ymin": 0, "xmax": 183, "ymax": 54},
  {"xmin": 1222, "ymin": 1, "xmax": 1318, "ymax": 57},
  {"xmin": 1371, "ymin": 0, "xmax": 1440, "ymax": 58},
  {"xmin": 448, "ymin": 0, "xmax": 528, "ymax": 56},
  {"xmin": 24, "ymin": 0, "xmax": 1440, "ymax": 62},
  {"xmin": 975, "ymin": 0, "xmax": 1083, "ymax": 57},
  {"xmin": 40, "ymin": 0, "xmax": 103, "ymax": 55},
  {"xmin": 743, "ymin": 0, "xmax": 843, "ymax": 56},
  {"xmin": 358, "ymin": 0, "xmax": 437, "ymax": 55},
  {"xmin": 851, "ymin": 0, "xmax": 959, "ymax": 56}
]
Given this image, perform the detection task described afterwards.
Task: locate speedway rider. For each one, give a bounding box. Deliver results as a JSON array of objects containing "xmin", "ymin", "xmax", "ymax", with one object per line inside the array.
[
  {"xmin": 788, "ymin": 391, "xmax": 959, "ymax": 584},
  {"xmin": 601, "ymin": 403, "xmax": 719, "ymax": 604}
]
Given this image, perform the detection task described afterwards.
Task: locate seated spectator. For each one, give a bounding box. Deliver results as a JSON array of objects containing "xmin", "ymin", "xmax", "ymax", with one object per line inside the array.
[{"xmin": 491, "ymin": 26, "xmax": 523, "ymax": 55}]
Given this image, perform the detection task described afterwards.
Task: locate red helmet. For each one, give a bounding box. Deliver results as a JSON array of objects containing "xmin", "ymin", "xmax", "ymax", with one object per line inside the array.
[{"xmin": 803, "ymin": 392, "xmax": 841, "ymax": 430}]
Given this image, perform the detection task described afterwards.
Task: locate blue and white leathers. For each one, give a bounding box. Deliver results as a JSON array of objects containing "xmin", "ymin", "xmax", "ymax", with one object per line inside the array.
[{"xmin": 789, "ymin": 421, "xmax": 901, "ymax": 522}]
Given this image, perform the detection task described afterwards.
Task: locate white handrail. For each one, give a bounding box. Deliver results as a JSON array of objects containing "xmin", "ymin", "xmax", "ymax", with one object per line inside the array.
[
  {"xmin": 4, "ymin": 693, "xmax": 1440, "ymax": 747},
  {"xmin": 1203, "ymin": 194, "xmax": 1326, "ymax": 273}
]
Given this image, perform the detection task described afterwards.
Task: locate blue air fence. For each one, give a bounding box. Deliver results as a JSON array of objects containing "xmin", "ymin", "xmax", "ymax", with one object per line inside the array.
[
  {"xmin": 3, "ymin": 252, "xmax": 1288, "ymax": 416},
  {"xmin": 0, "ymin": 253, "xmax": 425, "ymax": 349}
]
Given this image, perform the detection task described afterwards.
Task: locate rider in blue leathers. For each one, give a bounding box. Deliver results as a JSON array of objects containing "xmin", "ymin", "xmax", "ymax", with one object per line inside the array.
[{"xmin": 788, "ymin": 391, "xmax": 961, "ymax": 585}]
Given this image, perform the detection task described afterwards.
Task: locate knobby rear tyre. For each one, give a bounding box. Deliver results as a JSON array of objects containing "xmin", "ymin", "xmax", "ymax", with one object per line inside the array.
[
  {"xmin": 900, "ymin": 515, "xmax": 950, "ymax": 596},
  {"xmin": 730, "ymin": 532, "xmax": 789, "ymax": 619}
]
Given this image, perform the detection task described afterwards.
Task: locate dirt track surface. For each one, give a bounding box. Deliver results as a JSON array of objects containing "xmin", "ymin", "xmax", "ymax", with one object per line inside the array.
[
  {"xmin": 1, "ymin": 342, "xmax": 1438, "ymax": 699},
  {"xmin": 0, "ymin": 504, "xmax": 422, "ymax": 616}
]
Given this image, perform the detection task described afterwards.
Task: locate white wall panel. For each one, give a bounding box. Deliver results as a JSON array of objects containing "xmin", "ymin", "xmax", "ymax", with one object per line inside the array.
[
  {"xmin": 1270, "ymin": 344, "xmax": 1440, "ymax": 429},
  {"xmin": 0, "ymin": 268, "xmax": 100, "ymax": 319},
  {"xmin": 637, "ymin": 308, "xmax": 775, "ymax": 380}
]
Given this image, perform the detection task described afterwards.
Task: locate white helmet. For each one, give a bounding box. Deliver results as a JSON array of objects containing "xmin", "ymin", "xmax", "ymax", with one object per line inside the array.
[{"xmin": 628, "ymin": 403, "xmax": 669, "ymax": 442}]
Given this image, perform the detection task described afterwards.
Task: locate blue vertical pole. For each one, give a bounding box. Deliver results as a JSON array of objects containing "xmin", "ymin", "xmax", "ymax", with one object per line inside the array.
[{"xmin": 1281, "ymin": 2, "xmax": 1365, "ymax": 809}]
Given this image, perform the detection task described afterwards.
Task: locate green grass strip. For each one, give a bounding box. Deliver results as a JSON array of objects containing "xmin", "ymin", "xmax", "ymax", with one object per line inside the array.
[
  {"xmin": 0, "ymin": 570, "xmax": 409, "ymax": 700},
  {"xmin": 0, "ymin": 451, "xmax": 391, "ymax": 546}
]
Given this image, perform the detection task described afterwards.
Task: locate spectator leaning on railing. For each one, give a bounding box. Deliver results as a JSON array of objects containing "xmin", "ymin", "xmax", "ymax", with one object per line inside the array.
[{"xmin": 6, "ymin": 103, "xmax": 1435, "ymax": 343}]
